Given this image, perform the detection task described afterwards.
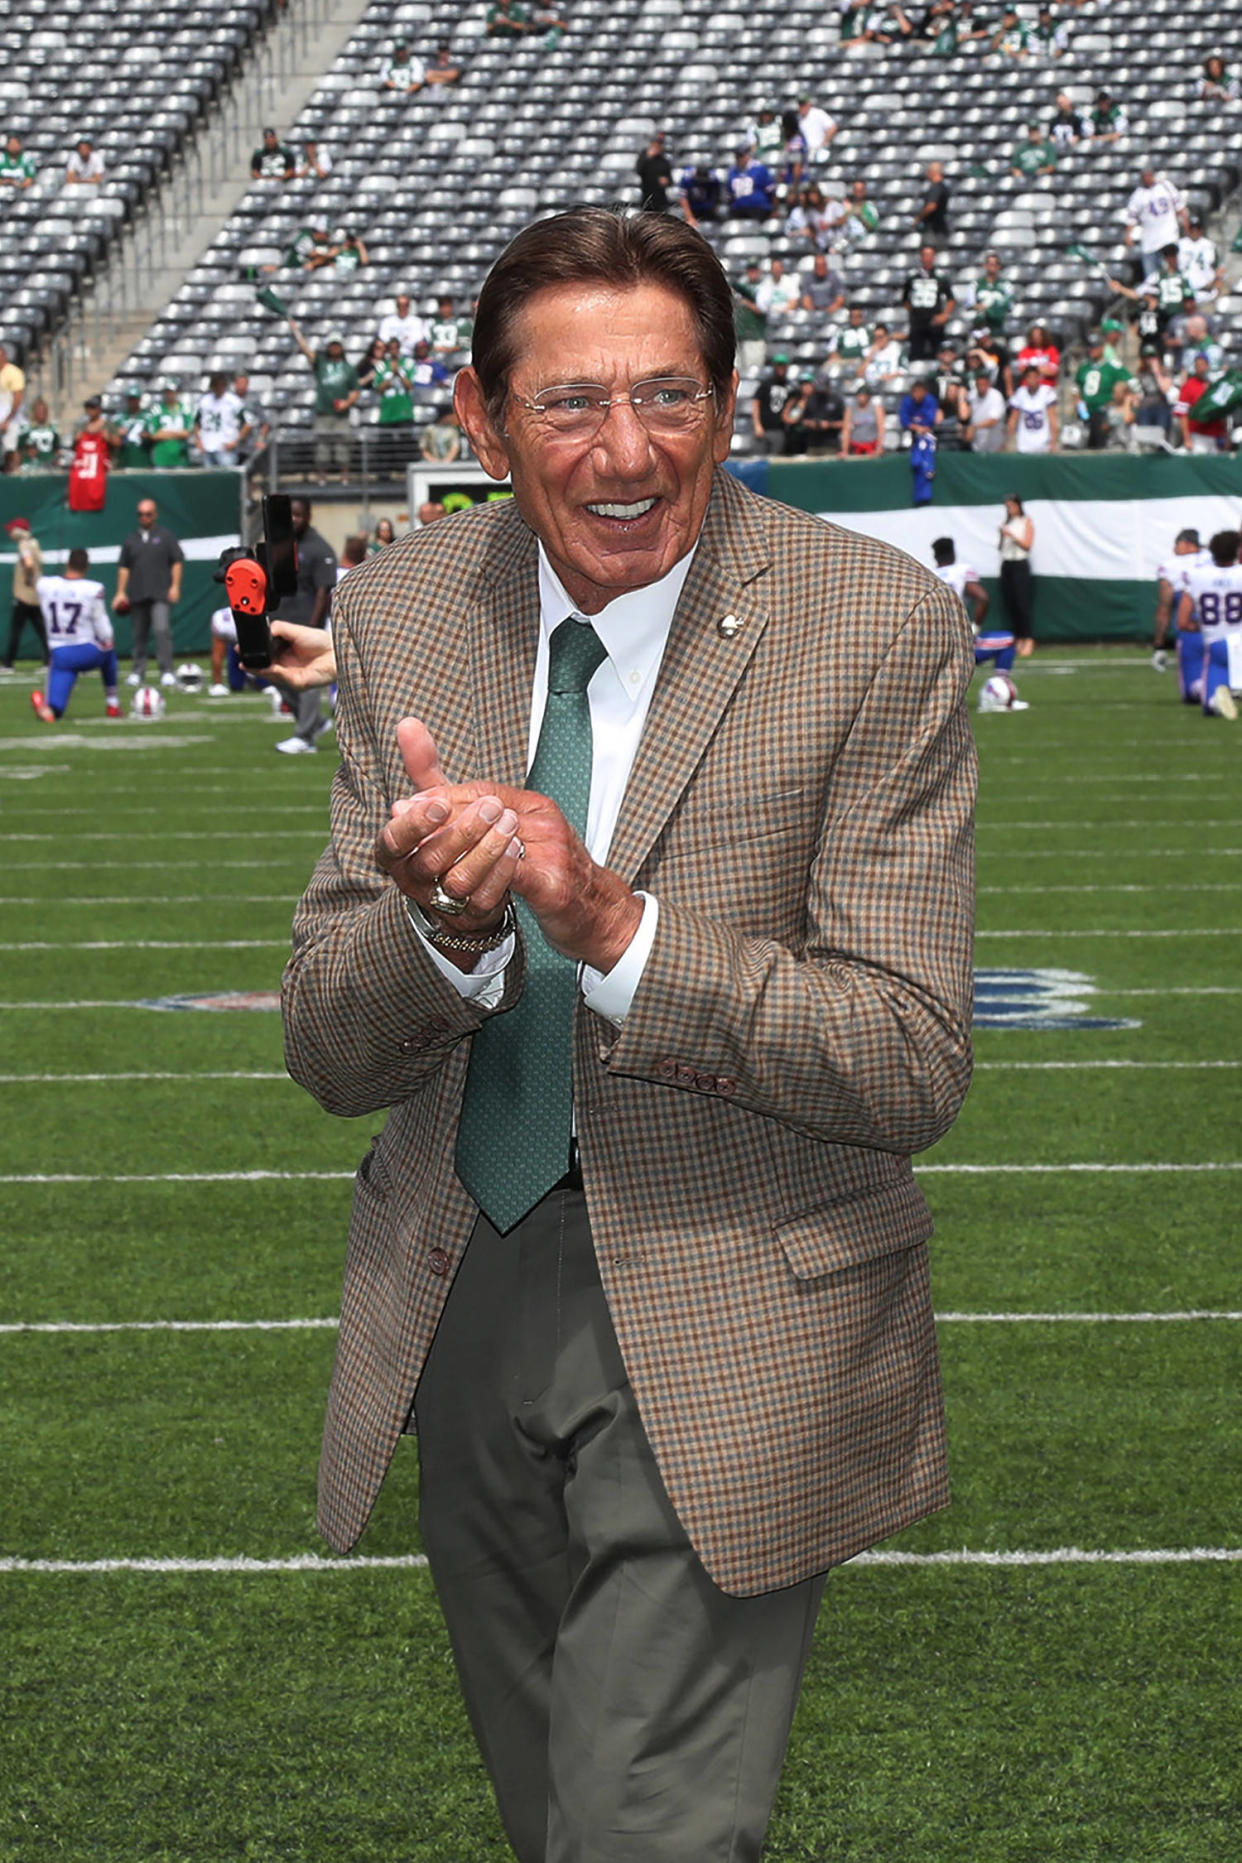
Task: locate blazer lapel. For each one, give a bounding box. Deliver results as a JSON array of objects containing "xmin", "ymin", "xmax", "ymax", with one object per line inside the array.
[
  {"xmin": 607, "ymin": 474, "xmax": 772, "ymax": 884},
  {"xmin": 465, "ymin": 520, "xmax": 540, "ymax": 788}
]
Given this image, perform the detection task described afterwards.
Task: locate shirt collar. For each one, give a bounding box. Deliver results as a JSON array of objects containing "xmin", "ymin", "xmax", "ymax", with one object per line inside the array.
[{"xmin": 536, "ymin": 540, "xmax": 698, "ymax": 698}]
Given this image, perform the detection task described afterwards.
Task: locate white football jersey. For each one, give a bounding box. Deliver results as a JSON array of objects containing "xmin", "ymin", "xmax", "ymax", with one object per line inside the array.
[
  {"xmin": 197, "ymin": 390, "xmax": 244, "ymax": 448},
  {"xmin": 37, "ymin": 574, "xmax": 112, "ymax": 647},
  {"xmin": 210, "ymin": 603, "xmax": 238, "ymax": 643},
  {"xmin": 1009, "ymin": 383, "xmax": 1057, "ymax": 453},
  {"xmin": 933, "ymin": 561, "xmax": 976, "ymax": 605},
  {"xmin": 1156, "ymin": 546, "xmax": 1211, "ymax": 595},
  {"xmin": 1183, "ymin": 560, "xmax": 1242, "ymax": 644}
]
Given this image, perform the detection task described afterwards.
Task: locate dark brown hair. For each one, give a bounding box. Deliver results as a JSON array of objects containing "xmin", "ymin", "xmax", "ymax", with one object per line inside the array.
[{"xmin": 470, "ymin": 206, "xmax": 736, "ymax": 425}]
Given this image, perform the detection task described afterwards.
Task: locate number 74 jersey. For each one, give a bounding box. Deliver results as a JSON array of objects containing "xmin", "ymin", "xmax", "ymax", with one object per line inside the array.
[{"xmin": 36, "ymin": 575, "xmax": 114, "ymax": 648}]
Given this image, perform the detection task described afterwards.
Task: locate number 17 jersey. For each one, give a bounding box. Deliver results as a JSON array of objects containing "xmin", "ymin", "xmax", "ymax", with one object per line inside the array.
[{"xmin": 36, "ymin": 575, "xmax": 113, "ymax": 647}]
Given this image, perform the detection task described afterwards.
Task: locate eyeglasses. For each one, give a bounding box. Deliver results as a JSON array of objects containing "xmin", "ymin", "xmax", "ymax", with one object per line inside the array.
[{"xmin": 510, "ymin": 376, "xmax": 716, "ymax": 440}]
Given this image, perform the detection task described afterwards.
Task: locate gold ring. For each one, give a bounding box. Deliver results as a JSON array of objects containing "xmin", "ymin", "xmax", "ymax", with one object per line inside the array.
[{"xmin": 429, "ymin": 880, "xmax": 470, "ymax": 917}]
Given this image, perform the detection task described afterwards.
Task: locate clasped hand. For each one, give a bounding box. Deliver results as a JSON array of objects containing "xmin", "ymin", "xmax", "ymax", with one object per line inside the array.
[{"xmin": 375, "ymin": 717, "xmax": 642, "ymax": 974}]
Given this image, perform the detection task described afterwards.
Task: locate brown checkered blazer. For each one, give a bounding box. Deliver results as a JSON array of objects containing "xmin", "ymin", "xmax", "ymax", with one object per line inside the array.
[{"xmin": 284, "ymin": 467, "xmax": 976, "ymax": 1596}]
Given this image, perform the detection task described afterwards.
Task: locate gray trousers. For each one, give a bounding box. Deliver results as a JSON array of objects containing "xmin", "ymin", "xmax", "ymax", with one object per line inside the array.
[
  {"xmin": 414, "ymin": 1187, "xmax": 826, "ymax": 1863},
  {"xmin": 275, "ymin": 679, "xmax": 322, "ymax": 743},
  {"xmin": 129, "ymin": 599, "xmax": 173, "ymax": 677}
]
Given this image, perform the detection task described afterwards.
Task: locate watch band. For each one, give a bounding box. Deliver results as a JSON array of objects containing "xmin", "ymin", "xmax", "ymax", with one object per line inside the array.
[{"xmin": 407, "ymin": 896, "xmax": 516, "ymax": 954}]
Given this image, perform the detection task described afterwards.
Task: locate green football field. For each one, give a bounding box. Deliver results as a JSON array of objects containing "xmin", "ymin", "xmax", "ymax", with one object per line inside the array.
[{"xmin": 1, "ymin": 650, "xmax": 1238, "ymax": 1862}]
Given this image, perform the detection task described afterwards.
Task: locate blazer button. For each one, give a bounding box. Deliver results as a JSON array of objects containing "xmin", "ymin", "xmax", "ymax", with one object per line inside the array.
[
  {"xmin": 695, "ymin": 1071, "xmax": 717, "ymax": 1092},
  {"xmin": 428, "ymin": 1248, "xmax": 451, "ymax": 1276},
  {"xmin": 716, "ymin": 1076, "xmax": 737, "ymax": 1096},
  {"xmin": 676, "ymin": 1064, "xmax": 698, "ymax": 1086},
  {"xmin": 398, "ymin": 1037, "xmax": 416, "ymax": 1054},
  {"xmin": 658, "ymin": 1058, "xmax": 678, "ymax": 1078}
]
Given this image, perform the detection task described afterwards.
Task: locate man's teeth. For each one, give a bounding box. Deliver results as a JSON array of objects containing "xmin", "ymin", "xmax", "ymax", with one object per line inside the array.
[{"xmin": 587, "ymin": 499, "xmax": 657, "ymax": 519}]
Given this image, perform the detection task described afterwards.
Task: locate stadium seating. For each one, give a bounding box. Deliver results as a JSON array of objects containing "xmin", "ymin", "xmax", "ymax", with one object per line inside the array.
[
  {"xmin": 67, "ymin": 0, "xmax": 1242, "ymax": 463},
  {"xmin": 0, "ymin": 0, "xmax": 280, "ymax": 362}
]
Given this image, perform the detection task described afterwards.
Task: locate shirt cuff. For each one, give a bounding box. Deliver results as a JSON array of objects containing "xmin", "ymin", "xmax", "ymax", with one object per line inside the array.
[
  {"xmin": 581, "ymin": 892, "xmax": 658, "ymax": 1027},
  {"xmin": 404, "ymin": 901, "xmax": 513, "ymax": 1008}
]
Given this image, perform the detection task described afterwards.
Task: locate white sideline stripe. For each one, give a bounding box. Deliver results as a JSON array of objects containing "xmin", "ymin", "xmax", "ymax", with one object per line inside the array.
[
  {"xmin": 919, "ymin": 1162, "xmax": 1242, "ymax": 1174},
  {"xmin": 1, "ymin": 1547, "xmax": 1239, "ymax": 1576},
  {"xmin": 975, "ymin": 1060, "xmax": 1240, "ymax": 1071},
  {"xmin": 0, "ymin": 939, "xmax": 286, "ymax": 951},
  {"xmin": 978, "ymin": 883, "xmax": 1242, "ymax": 895},
  {"xmin": 1104, "ymin": 985, "xmax": 1242, "ymax": 997},
  {"xmin": 4, "ymin": 1310, "xmax": 1239, "ymax": 1336},
  {"xmin": 0, "ymin": 896, "xmax": 294, "ymax": 907},
  {"xmin": 0, "ymin": 859, "xmax": 306, "ymax": 871},
  {"xmin": 975, "ymin": 928, "xmax": 1242, "ymax": 938},
  {"xmin": 0, "ymin": 830, "xmax": 321, "ymax": 842},
  {"xmin": 0, "ymin": 1070, "xmax": 289, "ymax": 1082},
  {"xmin": 979, "ymin": 819, "xmax": 1239, "ymax": 830},
  {"xmin": 0, "ymin": 1162, "xmax": 1236, "ymax": 1186},
  {"xmin": 983, "ymin": 848, "xmax": 1241, "ymax": 860}
]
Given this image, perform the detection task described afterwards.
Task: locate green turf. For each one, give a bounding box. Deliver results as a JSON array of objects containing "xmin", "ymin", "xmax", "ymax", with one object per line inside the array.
[{"xmin": 1, "ymin": 653, "xmax": 1239, "ymax": 1861}]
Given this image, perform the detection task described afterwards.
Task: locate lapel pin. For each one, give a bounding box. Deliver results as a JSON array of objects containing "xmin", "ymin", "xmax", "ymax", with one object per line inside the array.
[{"xmin": 717, "ymin": 613, "xmax": 742, "ymax": 638}]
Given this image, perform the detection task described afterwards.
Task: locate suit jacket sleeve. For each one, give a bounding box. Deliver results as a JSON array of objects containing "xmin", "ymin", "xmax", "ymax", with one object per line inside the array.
[
  {"xmin": 602, "ymin": 581, "xmax": 976, "ymax": 1158},
  {"xmin": 281, "ymin": 581, "xmax": 526, "ymax": 1117}
]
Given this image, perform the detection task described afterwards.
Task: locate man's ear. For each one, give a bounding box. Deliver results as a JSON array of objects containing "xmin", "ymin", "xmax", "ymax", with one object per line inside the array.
[
  {"xmin": 712, "ymin": 369, "xmax": 740, "ymax": 466},
  {"xmin": 454, "ymin": 368, "xmax": 511, "ymax": 480}
]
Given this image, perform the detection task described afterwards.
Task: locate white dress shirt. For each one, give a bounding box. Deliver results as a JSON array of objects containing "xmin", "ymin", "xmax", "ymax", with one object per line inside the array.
[{"xmin": 409, "ymin": 540, "xmax": 697, "ymax": 1020}]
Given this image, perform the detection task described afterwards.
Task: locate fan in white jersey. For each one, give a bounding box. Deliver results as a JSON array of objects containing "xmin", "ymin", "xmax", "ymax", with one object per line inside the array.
[
  {"xmin": 1007, "ymin": 362, "xmax": 1059, "ymax": 454},
  {"xmin": 194, "ymin": 371, "xmax": 248, "ymax": 468},
  {"xmin": 31, "ymin": 547, "xmax": 120, "ymax": 721},
  {"xmin": 1152, "ymin": 526, "xmax": 1211, "ymax": 669},
  {"xmin": 1175, "ymin": 529, "xmax": 1242, "ymax": 718}
]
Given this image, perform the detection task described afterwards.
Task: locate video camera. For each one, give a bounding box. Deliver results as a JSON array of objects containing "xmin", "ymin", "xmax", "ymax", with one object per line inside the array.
[{"xmin": 214, "ymin": 492, "xmax": 298, "ymax": 671}]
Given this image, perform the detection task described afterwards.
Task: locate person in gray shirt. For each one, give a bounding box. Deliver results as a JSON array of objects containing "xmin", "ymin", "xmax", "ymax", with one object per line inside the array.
[{"xmin": 114, "ymin": 497, "xmax": 184, "ymax": 687}]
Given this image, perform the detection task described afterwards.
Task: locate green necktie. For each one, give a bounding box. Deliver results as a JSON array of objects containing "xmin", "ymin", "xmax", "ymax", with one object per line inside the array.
[{"xmin": 455, "ymin": 616, "xmax": 608, "ymax": 1233}]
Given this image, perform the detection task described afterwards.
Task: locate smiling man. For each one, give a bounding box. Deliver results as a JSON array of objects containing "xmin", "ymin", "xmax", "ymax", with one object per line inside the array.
[{"xmin": 284, "ymin": 207, "xmax": 976, "ymax": 1862}]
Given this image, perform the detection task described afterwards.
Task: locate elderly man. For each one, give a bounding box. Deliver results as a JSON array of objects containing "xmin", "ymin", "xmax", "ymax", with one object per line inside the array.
[{"xmin": 283, "ymin": 207, "xmax": 975, "ymax": 1863}]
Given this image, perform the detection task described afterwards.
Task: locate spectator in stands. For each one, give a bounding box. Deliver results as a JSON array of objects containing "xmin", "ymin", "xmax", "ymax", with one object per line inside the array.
[
  {"xmin": 296, "ymin": 139, "xmax": 332, "ymax": 180},
  {"xmin": 776, "ymin": 111, "xmax": 807, "ymax": 194},
  {"xmin": 636, "ymin": 133, "xmax": 673, "ymax": 213},
  {"xmin": 726, "ymin": 145, "xmax": 776, "ymax": 220},
  {"xmin": 965, "ymin": 370, "xmax": 1008, "ymax": 453},
  {"xmin": 752, "ymin": 355, "xmax": 794, "ymax": 452},
  {"xmin": 839, "ymin": 4, "xmax": 897, "ymax": 46},
  {"xmin": 421, "ymin": 404, "xmax": 463, "ymax": 463},
  {"xmin": 331, "ymin": 227, "xmax": 369, "ymax": 273},
  {"xmin": 284, "ymin": 223, "xmax": 331, "ymax": 270},
  {"xmin": 1074, "ymin": 331, "xmax": 1130, "ymax": 449},
  {"xmin": 784, "ymin": 183, "xmax": 839, "ymax": 251},
  {"xmin": 967, "ymin": 331, "xmax": 1008, "ymax": 396},
  {"xmin": 195, "ymin": 371, "xmax": 249, "ymax": 468},
  {"xmin": 251, "ymin": 127, "xmax": 295, "ymax": 182},
  {"xmin": 1127, "ymin": 343, "xmax": 1175, "ymax": 440},
  {"xmin": 1031, "ymin": 5, "xmax": 1070, "ymax": 57},
  {"xmin": 832, "ymin": 304, "xmax": 872, "ymax": 372},
  {"xmin": 912, "ymin": 161, "xmax": 950, "ymax": 247},
  {"xmin": 1124, "ymin": 165, "xmax": 1188, "ymax": 285},
  {"xmin": 1178, "ymin": 312, "xmax": 1223, "ymax": 371},
  {"xmin": 731, "ymin": 261, "xmax": 768, "ymax": 376},
  {"xmin": 1089, "ymin": 90, "xmax": 1128, "ymax": 142},
  {"xmin": 1108, "ymin": 246, "xmax": 1195, "ymax": 343},
  {"xmin": 232, "ymin": 372, "xmax": 269, "ymax": 468},
  {"xmin": 903, "ymin": 243, "xmax": 955, "ymax": 362},
  {"xmin": 16, "ymin": 396, "xmax": 59, "ymax": 472},
  {"xmin": 780, "ymin": 374, "xmax": 844, "ymax": 456},
  {"xmin": 68, "ymin": 398, "xmax": 114, "ymax": 512},
  {"xmin": 381, "ymin": 40, "xmax": 425, "ymax": 91},
  {"xmin": 797, "ymin": 97, "xmax": 838, "ymax": 165},
  {"xmin": 1015, "ymin": 322, "xmax": 1060, "ymax": 387},
  {"xmin": 408, "ymin": 338, "xmax": 451, "ymax": 395},
  {"xmin": 998, "ymin": 494, "xmax": 1035, "ymax": 654},
  {"xmin": 530, "ymin": 0, "xmax": 570, "ymax": 46},
  {"xmin": 990, "ymin": 7, "xmax": 1032, "ymax": 57},
  {"xmin": 113, "ymin": 389, "xmax": 149, "ymax": 469},
  {"xmin": 755, "ymin": 257, "xmax": 801, "ymax": 317},
  {"xmin": 0, "ymin": 133, "xmax": 36, "ymax": 189},
  {"xmin": 378, "ymin": 291, "xmax": 427, "ymax": 353},
  {"xmin": 1007, "ymin": 361, "xmax": 1058, "ymax": 453},
  {"xmin": 1048, "ymin": 90, "xmax": 1087, "ymax": 150},
  {"xmin": 863, "ymin": 320, "xmax": 903, "ymax": 386},
  {"xmin": 114, "ymin": 498, "xmax": 184, "ymax": 689},
  {"xmin": 932, "ymin": 343, "xmax": 969, "ymax": 444},
  {"xmin": 144, "ymin": 382, "xmax": 195, "ymax": 467},
  {"xmin": 953, "ymin": 2, "xmax": 992, "ymax": 43},
  {"xmin": 0, "ymin": 343, "xmax": 24, "ymax": 469},
  {"xmin": 745, "ymin": 105, "xmax": 783, "ymax": 167},
  {"xmin": 801, "ymin": 253, "xmax": 846, "ymax": 316},
  {"xmin": 339, "ymin": 535, "xmax": 369, "ymax": 579},
  {"xmin": 841, "ymin": 177, "xmax": 879, "ymax": 244},
  {"xmin": 970, "ymin": 251, "xmax": 1012, "ymax": 342},
  {"xmin": 2, "ymin": 517, "xmax": 46, "ymax": 669},
  {"xmin": 1200, "ymin": 54, "xmax": 1239, "ymax": 102},
  {"xmin": 430, "ymin": 295, "xmax": 472, "ymax": 355},
  {"xmin": 486, "ymin": 0, "xmax": 539, "ymax": 38},
  {"xmin": 680, "ymin": 161, "xmax": 724, "ymax": 230},
  {"xmin": 290, "ymin": 323, "xmax": 360, "ymax": 483},
  {"xmin": 65, "ymin": 134, "xmax": 104, "ymax": 187},
  {"xmin": 841, "ymin": 384, "xmax": 885, "ymax": 455},
  {"xmin": 360, "ymin": 337, "xmax": 415, "ymax": 439},
  {"xmin": 1011, "ymin": 124, "xmax": 1057, "ymax": 179},
  {"xmin": 369, "ymin": 517, "xmax": 398, "ymax": 554},
  {"xmin": 1179, "ymin": 214, "xmax": 1223, "ymax": 306},
  {"xmin": 1175, "ymin": 353, "xmax": 1229, "ymax": 453},
  {"xmin": 425, "ymin": 46, "xmax": 461, "ymax": 88},
  {"xmin": 900, "ymin": 379, "xmax": 940, "ymax": 506}
]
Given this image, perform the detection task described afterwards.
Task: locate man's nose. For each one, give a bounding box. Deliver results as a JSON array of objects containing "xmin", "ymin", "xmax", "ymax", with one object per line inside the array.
[{"xmin": 590, "ymin": 399, "xmax": 655, "ymax": 474}]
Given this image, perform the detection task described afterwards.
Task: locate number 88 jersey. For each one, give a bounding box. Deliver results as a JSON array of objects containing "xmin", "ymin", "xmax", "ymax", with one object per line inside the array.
[{"xmin": 1184, "ymin": 561, "xmax": 1242, "ymax": 643}]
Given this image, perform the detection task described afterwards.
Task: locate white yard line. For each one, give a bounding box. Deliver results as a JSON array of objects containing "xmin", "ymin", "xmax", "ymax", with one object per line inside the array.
[
  {"xmin": 0, "ymin": 896, "xmax": 295, "ymax": 907},
  {"xmin": 977, "ymin": 819, "xmax": 1239, "ymax": 831},
  {"xmin": 975, "ymin": 1060, "xmax": 1240, "ymax": 1071},
  {"xmin": 0, "ymin": 859, "xmax": 305, "ymax": 871},
  {"xmin": 975, "ymin": 929, "xmax": 1242, "ymax": 938},
  {"xmin": 1, "ymin": 1547, "xmax": 1238, "ymax": 1575},
  {"xmin": 919, "ymin": 1162, "xmax": 1242, "ymax": 1174},
  {"xmin": 0, "ymin": 939, "xmax": 287, "ymax": 951},
  {"xmin": 977, "ymin": 883, "xmax": 1242, "ymax": 895},
  {"xmin": 4, "ymin": 1311, "xmax": 1238, "ymax": 1336},
  {"xmin": 0, "ymin": 1163, "xmax": 1235, "ymax": 1185},
  {"xmin": 0, "ymin": 1070, "xmax": 289, "ymax": 1083},
  {"xmin": 0, "ymin": 830, "xmax": 321, "ymax": 843}
]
